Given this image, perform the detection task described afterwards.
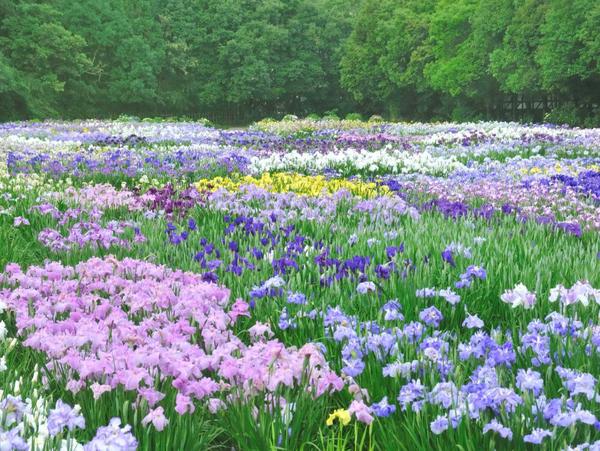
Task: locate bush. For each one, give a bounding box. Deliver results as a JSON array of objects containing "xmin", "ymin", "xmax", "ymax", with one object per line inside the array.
[
  {"xmin": 116, "ymin": 114, "xmax": 141, "ymax": 122},
  {"xmin": 322, "ymin": 110, "xmax": 340, "ymax": 120},
  {"xmin": 197, "ymin": 117, "xmax": 213, "ymax": 127},
  {"xmin": 345, "ymin": 113, "xmax": 363, "ymax": 121},
  {"xmin": 544, "ymin": 103, "xmax": 580, "ymax": 126},
  {"xmin": 282, "ymin": 114, "xmax": 299, "ymax": 122},
  {"xmin": 582, "ymin": 113, "xmax": 600, "ymax": 128},
  {"xmin": 543, "ymin": 103, "xmax": 600, "ymax": 128},
  {"xmin": 368, "ymin": 114, "xmax": 384, "ymax": 123}
]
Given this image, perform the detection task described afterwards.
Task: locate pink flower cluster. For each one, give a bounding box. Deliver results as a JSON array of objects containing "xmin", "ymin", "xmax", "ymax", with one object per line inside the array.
[
  {"xmin": 33, "ymin": 203, "xmax": 98, "ymax": 225},
  {"xmin": 32, "ymin": 202, "xmax": 145, "ymax": 252},
  {"xmin": 49, "ymin": 184, "xmax": 147, "ymax": 212},
  {"xmin": 0, "ymin": 257, "xmax": 342, "ymax": 414},
  {"xmin": 38, "ymin": 220, "xmax": 144, "ymax": 252}
]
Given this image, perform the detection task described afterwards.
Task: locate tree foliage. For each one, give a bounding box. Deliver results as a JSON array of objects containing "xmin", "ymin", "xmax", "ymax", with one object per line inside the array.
[
  {"xmin": 0, "ymin": 0, "xmax": 598, "ymax": 124},
  {"xmin": 341, "ymin": 0, "xmax": 600, "ymax": 124},
  {"xmin": 0, "ymin": 0, "xmax": 356, "ymax": 121}
]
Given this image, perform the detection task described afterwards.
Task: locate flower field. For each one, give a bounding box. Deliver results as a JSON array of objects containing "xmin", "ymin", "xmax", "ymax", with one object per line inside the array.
[{"xmin": 1, "ymin": 117, "xmax": 600, "ymax": 450}]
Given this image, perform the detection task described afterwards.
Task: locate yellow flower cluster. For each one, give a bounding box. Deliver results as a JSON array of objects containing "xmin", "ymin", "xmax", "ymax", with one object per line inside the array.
[
  {"xmin": 252, "ymin": 118, "xmax": 378, "ymax": 135},
  {"xmin": 588, "ymin": 164, "xmax": 600, "ymax": 172},
  {"xmin": 0, "ymin": 170, "xmax": 73, "ymax": 194},
  {"xmin": 195, "ymin": 172, "xmax": 391, "ymax": 198},
  {"xmin": 520, "ymin": 163, "xmax": 600, "ymax": 176},
  {"xmin": 326, "ymin": 409, "xmax": 351, "ymax": 427}
]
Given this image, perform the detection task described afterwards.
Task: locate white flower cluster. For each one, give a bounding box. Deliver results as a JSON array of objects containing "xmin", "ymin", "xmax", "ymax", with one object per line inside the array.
[
  {"xmin": 500, "ymin": 283, "xmax": 537, "ymax": 309},
  {"xmin": 0, "ymin": 119, "xmax": 217, "ymax": 142},
  {"xmin": 1, "ymin": 135, "xmax": 81, "ymax": 155},
  {"xmin": 549, "ymin": 281, "xmax": 600, "ymax": 307},
  {"xmin": 0, "ymin": 133, "xmax": 227, "ymax": 158},
  {"xmin": 399, "ymin": 121, "xmax": 598, "ymax": 145},
  {"xmin": 249, "ymin": 147, "xmax": 466, "ymax": 176},
  {"xmin": 501, "ymin": 281, "xmax": 600, "ymax": 310}
]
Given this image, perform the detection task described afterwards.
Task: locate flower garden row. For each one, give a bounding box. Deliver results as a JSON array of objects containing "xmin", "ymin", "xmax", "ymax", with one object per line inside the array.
[{"xmin": 0, "ymin": 118, "xmax": 599, "ymax": 450}]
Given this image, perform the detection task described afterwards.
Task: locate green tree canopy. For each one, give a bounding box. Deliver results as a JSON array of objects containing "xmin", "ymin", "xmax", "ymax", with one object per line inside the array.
[{"xmin": 0, "ymin": 0, "xmax": 598, "ymax": 124}]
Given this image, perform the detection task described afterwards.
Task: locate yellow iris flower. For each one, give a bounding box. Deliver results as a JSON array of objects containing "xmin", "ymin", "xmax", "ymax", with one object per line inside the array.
[
  {"xmin": 195, "ymin": 172, "xmax": 391, "ymax": 198},
  {"xmin": 326, "ymin": 408, "xmax": 351, "ymax": 427}
]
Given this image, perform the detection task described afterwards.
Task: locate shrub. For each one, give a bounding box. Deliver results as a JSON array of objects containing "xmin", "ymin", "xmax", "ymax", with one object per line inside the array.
[
  {"xmin": 345, "ymin": 113, "xmax": 363, "ymax": 121},
  {"xmin": 368, "ymin": 114, "xmax": 384, "ymax": 123}
]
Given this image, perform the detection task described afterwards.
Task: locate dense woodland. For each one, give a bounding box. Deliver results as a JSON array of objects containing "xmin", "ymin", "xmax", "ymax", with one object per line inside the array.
[{"xmin": 1, "ymin": 0, "xmax": 599, "ymax": 125}]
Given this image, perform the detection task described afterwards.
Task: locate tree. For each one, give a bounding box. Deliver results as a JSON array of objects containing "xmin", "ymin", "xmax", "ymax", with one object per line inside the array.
[
  {"xmin": 537, "ymin": 0, "xmax": 600, "ymax": 102},
  {"xmin": 157, "ymin": 0, "xmax": 356, "ymax": 121},
  {"xmin": 422, "ymin": 0, "xmax": 512, "ymax": 118},
  {"xmin": 489, "ymin": 0, "xmax": 546, "ymax": 97},
  {"xmin": 0, "ymin": 0, "xmax": 598, "ymax": 123},
  {"xmin": 0, "ymin": 2, "xmax": 92, "ymax": 117},
  {"xmin": 59, "ymin": 0, "xmax": 165, "ymax": 116},
  {"xmin": 340, "ymin": 0, "xmax": 398, "ymax": 113}
]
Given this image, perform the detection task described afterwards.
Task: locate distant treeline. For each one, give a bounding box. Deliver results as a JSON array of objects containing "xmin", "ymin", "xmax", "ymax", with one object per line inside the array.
[{"xmin": 1, "ymin": 0, "xmax": 599, "ymax": 125}]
